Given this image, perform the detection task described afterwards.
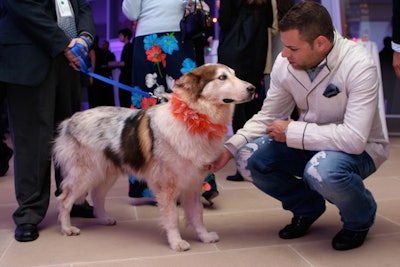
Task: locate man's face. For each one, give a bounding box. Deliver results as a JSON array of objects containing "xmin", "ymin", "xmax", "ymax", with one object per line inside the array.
[
  {"xmin": 101, "ymin": 41, "xmax": 108, "ymax": 50},
  {"xmin": 280, "ymin": 29, "xmax": 322, "ymax": 70},
  {"xmin": 118, "ymin": 33, "xmax": 124, "ymax": 43}
]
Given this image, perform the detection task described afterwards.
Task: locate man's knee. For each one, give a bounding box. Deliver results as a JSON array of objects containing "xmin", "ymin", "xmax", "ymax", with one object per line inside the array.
[{"xmin": 303, "ymin": 151, "xmax": 332, "ymax": 188}]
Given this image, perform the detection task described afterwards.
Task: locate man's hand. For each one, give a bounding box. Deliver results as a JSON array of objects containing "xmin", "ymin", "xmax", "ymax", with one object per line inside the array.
[
  {"xmin": 64, "ymin": 47, "xmax": 81, "ymax": 71},
  {"xmin": 393, "ymin": 51, "xmax": 400, "ymax": 78},
  {"xmin": 266, "ymin": 119, "xmax": 292, "ymax": 142},
  {"xmin": 207, "ymin": 148, "xmax": 233, "ymax": 173},
  {"xmin": 64, "ymin": 37, "xmax": 91, "ymax": 71}
]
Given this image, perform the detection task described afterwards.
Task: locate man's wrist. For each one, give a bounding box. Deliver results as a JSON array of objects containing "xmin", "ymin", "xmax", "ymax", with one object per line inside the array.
[{"xmin": 79, "ymin": 31, "xmax": 94, "ymax": 47}]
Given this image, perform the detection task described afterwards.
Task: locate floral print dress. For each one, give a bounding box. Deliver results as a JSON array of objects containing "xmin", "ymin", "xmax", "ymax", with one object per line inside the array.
[{"xmin": 130, "ymin": 31, "xmax": 196, "ymax": 108}]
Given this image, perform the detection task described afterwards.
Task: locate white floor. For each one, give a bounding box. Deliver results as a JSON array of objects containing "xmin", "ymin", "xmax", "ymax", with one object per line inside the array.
[{"xmin": 1, "ymin": 137, "xmax": 400, "ymax": 267}]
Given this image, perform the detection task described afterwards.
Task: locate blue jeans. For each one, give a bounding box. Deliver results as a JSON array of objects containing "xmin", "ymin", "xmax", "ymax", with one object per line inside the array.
[{"xmin": 236, "ymin": 135, "xmax": 377, "ymax": 231}]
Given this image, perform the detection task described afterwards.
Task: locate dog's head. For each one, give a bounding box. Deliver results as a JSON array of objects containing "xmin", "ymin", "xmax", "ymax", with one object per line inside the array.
[{"xmin": 173, "ymin": 63, "xmax": 255, "ymax": 105}]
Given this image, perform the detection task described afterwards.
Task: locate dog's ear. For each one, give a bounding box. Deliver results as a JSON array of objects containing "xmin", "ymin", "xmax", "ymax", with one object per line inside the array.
[
  {"xmin": 174, "ymin": 65, "xmax": 217, "ymax": 101},
  {"xmin": 174, "ymin": 70, "xmax": 204, "ymax": 101}
]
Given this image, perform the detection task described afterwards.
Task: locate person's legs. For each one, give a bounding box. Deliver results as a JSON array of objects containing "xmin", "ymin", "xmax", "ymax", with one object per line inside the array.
[
  {"xmin": 236, "ymin": 136, "xmax": 326, "ymax": 239},
  {"xmin": 7, "ymin": 64, "xmax": 56, "ymax": 241},
  {"xmin": 304, "ymin": 150, "xmax": 377, "ymax": 230},
  {"xmin": 303, "ymin": 150, "xmax": 377, "ymax": 250},
  {"xmin": 53, "ymin": 56, "xmax": 81, "ymax": 196},
  {"xmin": 238, "ymin": 136, "xmax": 326, "ymax": 216},
  {"xmin": 52, "ymin": 56, "xmax": 95, "ymax": 218}
]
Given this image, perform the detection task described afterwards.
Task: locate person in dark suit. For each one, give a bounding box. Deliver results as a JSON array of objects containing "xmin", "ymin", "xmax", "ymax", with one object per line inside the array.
[
  {"xmin": 0, "ymin": 0, "xmax": 96, "ymax": 242},
  {"xmin": 217, "ymin": 0, "xmax": 273, "ymax": 181}
]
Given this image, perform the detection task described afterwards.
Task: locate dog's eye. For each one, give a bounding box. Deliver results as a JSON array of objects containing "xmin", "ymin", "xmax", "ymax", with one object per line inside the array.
[{"xmin": 218, "ymin": 74, "xmax": 227, "ymax": 80}]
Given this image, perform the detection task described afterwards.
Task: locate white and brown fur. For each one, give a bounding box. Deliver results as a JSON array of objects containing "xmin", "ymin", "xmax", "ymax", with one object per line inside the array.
[{"xmin": 53, "ymin": 63, "xmax": 255, "ymax": 251}]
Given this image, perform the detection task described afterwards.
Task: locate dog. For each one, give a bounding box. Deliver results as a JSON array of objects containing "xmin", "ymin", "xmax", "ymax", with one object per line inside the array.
[{"xmin": 53, "ymin": 63, "xmax": 255, "ymax": 251}]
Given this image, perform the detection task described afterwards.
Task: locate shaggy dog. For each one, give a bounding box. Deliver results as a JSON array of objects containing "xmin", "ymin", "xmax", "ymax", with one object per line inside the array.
[{"xmin": 53, "ymin": 63, "xmax": 255, "ymax": 251}]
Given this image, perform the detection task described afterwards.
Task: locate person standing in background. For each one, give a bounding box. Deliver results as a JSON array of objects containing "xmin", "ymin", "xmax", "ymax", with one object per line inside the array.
[
  {"xmin": 122, "ymin": 0, "xmax": 197, "ymax": 97},
  {"xmin": 88, "ymin": 39, "xmax": 116, "ymax": 107},
  {"xmin": 0, "ymin": 0, "xmax": 96, "ymax": 242},
  {"xmin": 116, "ymin": 28, "xmax": 134, "ymax": 108},
  {"xmin": 392, "ymin": 0, "xmax": 400, "ymax": 77},
  {"xmin": 263, "ymin": 0, "xmax": 295, "ymax": 93},
  {"xmin": 217, "ymin": 0, "xmax": 273, "ymax": 181},
  {"xmin": 192, "ymin": 0, "xmax": 213, "ymax": 66}
]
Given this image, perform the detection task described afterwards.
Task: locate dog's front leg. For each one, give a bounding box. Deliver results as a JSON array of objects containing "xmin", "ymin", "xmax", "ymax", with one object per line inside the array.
[
  {"xmin": 156, "ymin": 193, "xmax": 190, "ymax": 252},
  {"xmin": 180, "ymin": 191, "xmax": 219, "ymax": 244}
]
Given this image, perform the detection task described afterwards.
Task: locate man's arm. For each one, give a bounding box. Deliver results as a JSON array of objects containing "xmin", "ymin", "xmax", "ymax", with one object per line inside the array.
[{"xmin": 3, "ymin": 0, "xmax": 70, "ymax": 57}]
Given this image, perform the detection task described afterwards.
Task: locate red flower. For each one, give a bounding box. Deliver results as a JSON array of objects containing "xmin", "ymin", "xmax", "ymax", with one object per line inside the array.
[
  {"xmin": 142, "ymin": 97, "xmax": 158, "ymax": 109},
  {"xmin": 202, "ymin": 181, "xmax": 211, "ymax": 193},
  {"xmin": 146, "ymin": 45, "xmax": 166, "ymax": 67}
]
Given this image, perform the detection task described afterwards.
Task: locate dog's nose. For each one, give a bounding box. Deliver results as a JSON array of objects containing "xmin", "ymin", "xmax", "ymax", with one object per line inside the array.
[{"xmin": 247, "ymin": 85, "xmax": 256, "ymax": 92}]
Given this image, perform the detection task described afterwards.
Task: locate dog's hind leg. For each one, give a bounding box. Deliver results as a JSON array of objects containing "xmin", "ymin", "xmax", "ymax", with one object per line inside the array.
[
  {"xmin": 57, "ymin": 185, "xmax": 81, "ymax": 236},
  {"xmin": 91, "ymin": 176, "xmax": 118, "ymax": 226},
  {"xmin": 180, "ymin": 191, "xmax": 219, "ymax": 244},
  {"xmin": 155, "ymin": 191, "xmax": 191, "ymax": 252}
]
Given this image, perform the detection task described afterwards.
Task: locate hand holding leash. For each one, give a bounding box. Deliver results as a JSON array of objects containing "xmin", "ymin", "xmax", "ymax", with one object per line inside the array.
[{"xmin": 65, "ymin": 37, "xmax": 92, "ymax": 72}]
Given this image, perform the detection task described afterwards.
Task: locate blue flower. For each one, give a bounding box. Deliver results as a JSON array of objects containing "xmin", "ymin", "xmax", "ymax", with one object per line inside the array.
[
  {"xmin": 144, "ymin": 34, "xmax": 159, "ymax": 50},
  {"xmin": 180, "ymin": 58, "xmax": 196, "ymax": 75},
  {"xmin": 131, "ymin": 89, "xmax": 143, "ymax": 109},
  {"xmin": 159, "ymin": 33, "xmax": 179, "ymax": 55}
]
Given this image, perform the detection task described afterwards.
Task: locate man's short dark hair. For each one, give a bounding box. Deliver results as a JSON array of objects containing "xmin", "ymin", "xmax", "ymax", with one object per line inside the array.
[
  {"xmin": 278, "ymin": 1, "xmax": 335, "ymax": 45},
  {"xmin": 118, "ymin": 28, "xmax": 133, "ymax": 40}
]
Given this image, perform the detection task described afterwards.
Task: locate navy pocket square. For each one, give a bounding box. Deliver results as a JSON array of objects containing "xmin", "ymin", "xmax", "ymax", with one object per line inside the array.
[{"xmin": 323, "ymin": 83, "xmax": 340, "ymax": 98}]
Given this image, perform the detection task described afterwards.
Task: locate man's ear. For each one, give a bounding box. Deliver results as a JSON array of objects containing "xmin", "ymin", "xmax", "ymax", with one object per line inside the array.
[{"xmin": 314, "ymin": 35, "xmax": 330, "ymax": 51}]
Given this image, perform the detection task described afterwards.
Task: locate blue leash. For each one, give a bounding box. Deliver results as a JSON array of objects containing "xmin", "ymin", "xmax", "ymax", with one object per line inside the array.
[
  {"xmin": 86, "ymin": 72, "xmax": 151, "ymax": 98},
  {"xmin": 71, "ymin": 43, "xmax": 152, "ymax": 98}
]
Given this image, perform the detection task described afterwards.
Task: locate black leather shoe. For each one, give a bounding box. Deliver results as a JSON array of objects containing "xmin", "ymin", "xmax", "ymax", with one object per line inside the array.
[
  {"xmin": 226, "ymin": 172, "xmax": 244, "ymax": 181},
  {"xmin": 332, "ymin": 228, "xmax": 369, "ymax": 251},
  {"xmin": 279, "ymin": 212, "xmax": 324, "ymax": 239},
  {"xmin": 70, "ymin": 200, "xmax": 95, "ymax": 218},
  {"xmin": 15, "ymin": 224, "xmax": 39, "ymax": 242}
]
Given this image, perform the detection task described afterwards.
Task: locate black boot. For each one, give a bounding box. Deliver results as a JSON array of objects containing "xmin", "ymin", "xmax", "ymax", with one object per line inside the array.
[
  {"xmin": 279, "ymin": 209, "xmax": 325, "ymax": 239},
  {"xmin": 226, "ymin": 171, "xmax": 244, "ymax": 181}
]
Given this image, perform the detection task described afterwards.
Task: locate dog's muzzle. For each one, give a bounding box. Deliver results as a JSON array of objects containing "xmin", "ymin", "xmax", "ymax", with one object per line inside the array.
[{"xmin": 222, "ymin": 85, "xmax": 256, "ymax": 103}]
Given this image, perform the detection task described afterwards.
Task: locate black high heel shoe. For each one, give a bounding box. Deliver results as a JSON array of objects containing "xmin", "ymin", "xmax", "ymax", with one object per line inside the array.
[{"xmin": 202, "ymin": 173, "xmax": 219, "ymax": 206}]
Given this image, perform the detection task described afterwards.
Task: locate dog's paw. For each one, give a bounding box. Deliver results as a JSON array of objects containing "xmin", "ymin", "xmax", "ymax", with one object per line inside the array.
[
  {"xmin": 98, "ymin": 216, "xmax": 117, "ymax": 226},
  {"xmin": 170, "ymin": 239, "xmax": 191, "ymax": 252},
  {"xmin": 199, "ymin": 231, "xmax": 219, "ymax": 243},
  {"xmin": 62, "ymin": 226, "xmax": 81, "ymax": 236}
]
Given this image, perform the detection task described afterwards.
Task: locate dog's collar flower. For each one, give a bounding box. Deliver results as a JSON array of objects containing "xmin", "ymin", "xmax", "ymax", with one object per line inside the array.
[{"xmin": 170, "ymin": 94, "xmax": 227, "ymax": 140}]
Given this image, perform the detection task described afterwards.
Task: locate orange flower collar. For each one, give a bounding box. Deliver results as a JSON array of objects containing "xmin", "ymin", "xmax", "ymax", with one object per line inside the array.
[{"xmin": 170, "ymin": 94, "xmax": 227, "ymax": 140}]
